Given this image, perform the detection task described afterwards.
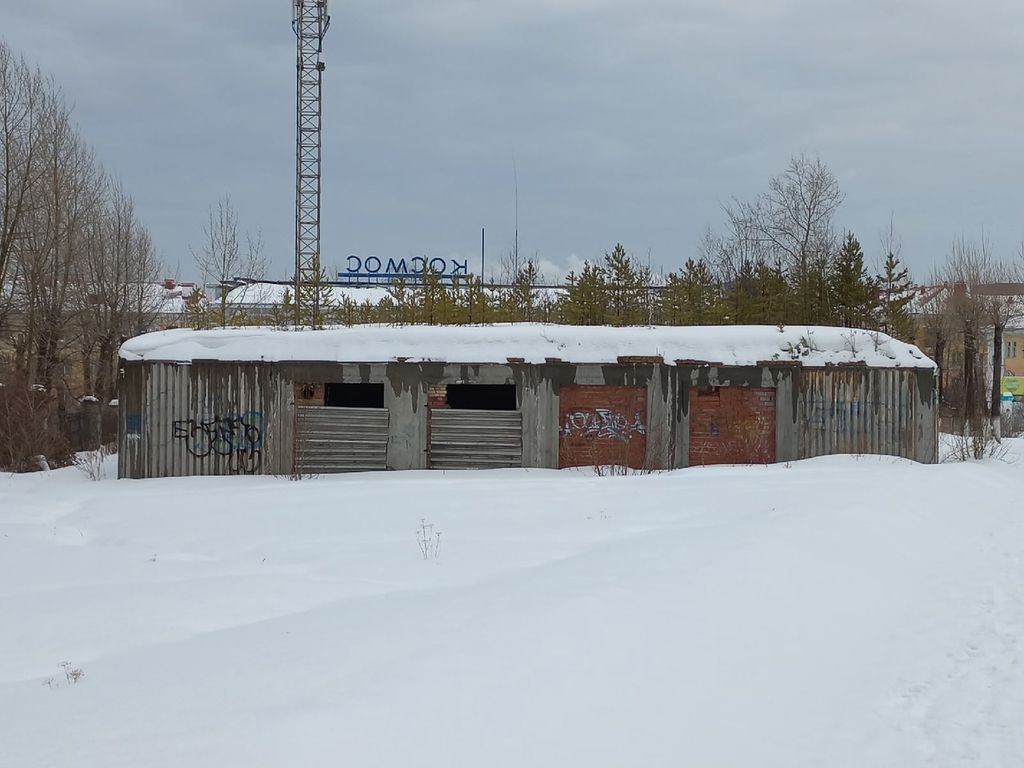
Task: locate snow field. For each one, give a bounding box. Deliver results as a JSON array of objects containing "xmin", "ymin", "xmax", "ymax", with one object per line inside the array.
[{"xmin": 1, "ymin": 448, "xmax": 1023, "ymax": 766}]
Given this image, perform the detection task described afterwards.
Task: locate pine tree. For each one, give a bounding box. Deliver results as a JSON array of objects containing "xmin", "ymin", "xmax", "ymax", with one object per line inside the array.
[
  {"xmin": 877, "ymin": 251, "xmax": 915, "ymax": 340},
  {"xmin": 829, "ymin": 233, "xmax": 878, "ymax": 328},
  {"xmin": 562, "ymin": 262, "xmax": 608, "ymax": 325},
  {"xmin": 337, "ymin": 296, "xmax": 358, "ymax": 326},
  {"xmin": 296, "ymin": 257, "xmax": 336, "ymax": 328},
  {"xmin": 463, "ymin": 275, "xmax": 489, "ymax": 324},
  {"xmin": 386, "ymin": 279, "xmax": 415, "ymax": 324},
  {"xmin": 787, "ymin": 249, "xmax": 833, "ymax": 325},
  {"xmin": 755, "ymin": 260, "xmax": 789, "ymax": 325},
  {"xmin": 603, "ymin": 244, "xmax": 651, "ymax": 325},
  {"xmin": 720, "ymin": 260, "xmax": 757, "ymax": 325},
  {"xmin": 415, "ymin": 267, "xmax": 451, "ymax": 325},
  {"xmin": 183, "ymin": 288, "xmax": 213, "ymax": 330},
  {"xmin": 683, "ymin": 258, "xmax": 720, "ymax": 324},
  {"xmin": 497, "ymin": 259, "xmax": 540, "ymax": 322},
  {"xmin": 269, "ymin": 288, "xmax": 295, "ymax": 329},
  {"xmin": 660, "ymin": 271, "xmax": 688, "ymax": 325},
  {"xmin": 661, "ymin": 259, "xmax": 719, "ymax": 325}
]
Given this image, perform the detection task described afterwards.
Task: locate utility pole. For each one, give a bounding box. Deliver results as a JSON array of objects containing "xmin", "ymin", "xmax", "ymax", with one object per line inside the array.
[{"xmin": 292, "ymin": 0, "xmax": 330, "ymax": 324}]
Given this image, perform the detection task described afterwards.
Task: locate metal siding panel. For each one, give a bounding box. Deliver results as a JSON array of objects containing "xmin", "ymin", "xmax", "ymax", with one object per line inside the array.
[
  {"xmin": 118, "ymin": 362, "xmax": 147, "ymax": 479},
  {"xmin": 295, "ymin": 406, "xmax": 390, "ymax": 473},
  {"xmin": 820, "ymin": 370, "xmax": 832, "ymax": 455},
  {"xmin": 796, "ymin": 367, "xmax": 937, "ymax": 462},
  {"xmin": 870, "ymin": 370, "xmax": 881, "ymax": 456},
  {"xmin": 902, "ymin": 376, "xmax": 914, "ymax": 460},
  {"xmin": 129, "ymin": 362, "xmax": 276, "ymax": 478},
  {"xmin": 880, "ymin": 370, "xmax": 891, "ymax": 457},
  {"xmin": 429, "ymin": 410, "xmax": 523, "ymax": 469}
]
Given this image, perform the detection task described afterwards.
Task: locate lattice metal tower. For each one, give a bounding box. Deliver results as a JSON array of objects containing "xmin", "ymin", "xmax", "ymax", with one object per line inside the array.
[{"xmin": 292, "ymin": 0, "xmax": 330, "ymax": 323}]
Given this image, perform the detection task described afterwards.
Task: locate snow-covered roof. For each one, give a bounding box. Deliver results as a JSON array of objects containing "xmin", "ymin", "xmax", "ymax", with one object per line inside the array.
[
  {"xmin": 120, "ymin": 324, "xmax": 935, "ymax": 369},
  {"xmin": 225, "ymin": 282, "xmax": 392, "ymax": 306},
  {"xmin": 223, "ymin": 281, "xmax": 565, "ymax": 306}
]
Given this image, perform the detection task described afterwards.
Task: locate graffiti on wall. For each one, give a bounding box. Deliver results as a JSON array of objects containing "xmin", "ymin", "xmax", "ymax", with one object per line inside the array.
[
  {"xmin": 806, "ymin": 399, "xmax": 908, "ymax": 433},
  {"xmin": 558, "ymin": 384, "xmax": 648, "ymax": 470},
  {"xmin": 124, "ymin": 414, "xmax": 142, "ymax": 441},
  {"xmin": 561, "ymin": 408, "xmax": 646, "ymax": 442},
  {"xmin": 172, "ymin": 410, "xmax": 264, "ymax": 474}
]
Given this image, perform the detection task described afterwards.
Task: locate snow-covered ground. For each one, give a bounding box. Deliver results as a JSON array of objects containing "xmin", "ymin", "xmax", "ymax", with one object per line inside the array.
[{"xmin": 2, "ymin": 447, "xmax": 1023, "ymax": 766}]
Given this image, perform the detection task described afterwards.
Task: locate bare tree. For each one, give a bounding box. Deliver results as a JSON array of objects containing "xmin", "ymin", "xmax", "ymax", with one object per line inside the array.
[
  {"xmin": 191, "ymin": 195, "xmax": 265, "ymax": 325},
  {"xmin": 0, "ymin": 40, "xmax": 160, "ymax": 466},
  {"xmin": 983, "ymin": 249, "xmax": 1024, "ymax": 438},
  {"xmin": 944, "ymin": 238, "xmax": 991, "ymax": 436},
  {"xmin": 760, "ymin": 155, "xmax": 843, "ymax": 321},
  {"xmin": 718, "ymin": 154, "xmax": 843, "ymax": 323},
  {"xmin": 917, "ymin": 274, "xmax": 954, "ymax": 408},
  {"xmin": 75, "ymin": 179, "xmax": 161, "ymax": 401},
  {"xmin": 0, "ymin": 43, "xmax": 50, "ymax": 333},
  {"xmin": 17, "ymin": 103, "xmax": 106, "ymax": 394}
]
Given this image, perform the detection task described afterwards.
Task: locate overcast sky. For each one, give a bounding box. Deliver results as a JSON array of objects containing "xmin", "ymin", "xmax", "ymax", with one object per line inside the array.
[{"xmin": 6, "ymin": 0, "xmax": 1024, "ymax": 283}]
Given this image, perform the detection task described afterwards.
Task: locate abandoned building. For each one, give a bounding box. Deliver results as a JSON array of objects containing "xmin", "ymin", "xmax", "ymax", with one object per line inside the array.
[{"xmin": 116, "ymin": 324, "xmax": 938, "ymax": 478}]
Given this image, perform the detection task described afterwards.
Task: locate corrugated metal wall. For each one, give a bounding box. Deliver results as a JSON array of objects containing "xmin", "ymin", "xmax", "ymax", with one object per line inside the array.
[
  {"xmin": 294, "ymin": 406, "xmax": 389, "ymax": 473},
  {"xmin": 118, "ymin": 362, "xmax": 292, "ymax": 478},
  {"xmin": 118, "ymin": 359, "xmax": 937, "ymax": 478},
  {"xmin": 428, "ymin": 410, "xmax": 523, "ymax": 469},
  {"xmin": 798, "ymin": 367, "xmax": 937, "ymax": 463}
]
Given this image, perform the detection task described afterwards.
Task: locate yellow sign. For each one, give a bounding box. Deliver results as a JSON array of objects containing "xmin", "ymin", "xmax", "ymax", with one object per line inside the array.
[{"xmin": 1001, "ymin": 376, "xmax": 1024, "ymax": 394}]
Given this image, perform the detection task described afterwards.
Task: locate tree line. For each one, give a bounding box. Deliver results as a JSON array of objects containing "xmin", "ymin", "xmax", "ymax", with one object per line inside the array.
[
  {"xmin": 1, "ymin": 40, "xmax": 160, "ymax": 467},
  {"xmin": 187, "ymin": 155, "xmax": 916, "ymax": 339},
  {"xmin": 915, "ymin": 237, "xmax": 1024, "ymax": 446}
]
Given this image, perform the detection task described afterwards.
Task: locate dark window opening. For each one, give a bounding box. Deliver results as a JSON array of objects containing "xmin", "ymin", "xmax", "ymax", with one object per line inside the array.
[
  {"xmin": 445, "ymin": 384, "xmax": 517, "ymax": 411},
  {"xmin": 324, "ymin": 382, "xmax": 385, "ymax": 408}
]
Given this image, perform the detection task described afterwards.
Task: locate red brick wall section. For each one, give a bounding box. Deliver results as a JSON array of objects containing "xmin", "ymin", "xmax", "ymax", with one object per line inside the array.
[
  {"xmin": 293, "ymin": 382, "xmax": 323, "ymax": 407},
  {"xmin": 427, "ymin": 384, "xmax": 448, "ymax": 410},
  {"xmin": 559, "ymin": 385, "xmax": 648, "ymax": 469},
  {"xmin": 689, "ymin": 386, "xmax": 776, "ymax": 466}
]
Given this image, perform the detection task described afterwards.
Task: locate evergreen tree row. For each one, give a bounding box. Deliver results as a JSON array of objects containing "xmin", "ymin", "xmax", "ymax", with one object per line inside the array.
[{"xmin": 187, "ymin": 237, "xmax": 915, "ymax": 341}]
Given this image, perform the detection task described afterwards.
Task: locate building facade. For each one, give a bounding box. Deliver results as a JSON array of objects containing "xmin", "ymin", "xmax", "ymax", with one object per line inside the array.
[{"xmin": 117, "ymin": 325, "xmax": 939, "ymax": 478}]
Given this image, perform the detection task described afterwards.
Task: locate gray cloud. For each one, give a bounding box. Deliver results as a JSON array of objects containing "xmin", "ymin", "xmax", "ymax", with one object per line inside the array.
[{"xmin": 6, "ymin": 0, "xmax": 1024, "ymax": 281}]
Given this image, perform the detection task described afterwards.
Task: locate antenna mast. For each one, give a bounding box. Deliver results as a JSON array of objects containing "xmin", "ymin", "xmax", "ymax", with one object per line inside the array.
[{"xmin": 292, "ymin": 0, "xmax": 330, "ymax": 323}]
